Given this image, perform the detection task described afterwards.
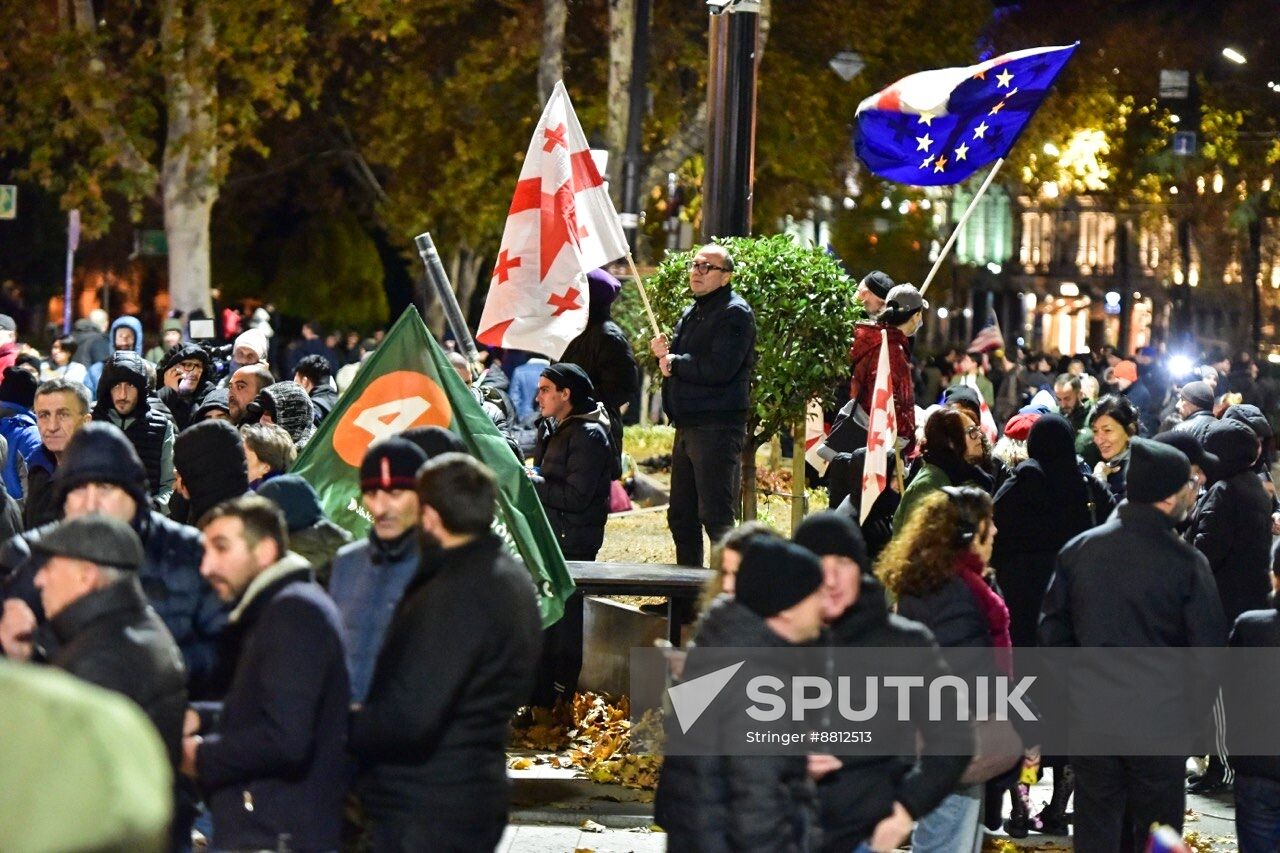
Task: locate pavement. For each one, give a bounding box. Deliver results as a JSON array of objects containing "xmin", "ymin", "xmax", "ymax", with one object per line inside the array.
[{"xmin": 503, "ymin": 758, "xmax": 1242, "ymax": 851}]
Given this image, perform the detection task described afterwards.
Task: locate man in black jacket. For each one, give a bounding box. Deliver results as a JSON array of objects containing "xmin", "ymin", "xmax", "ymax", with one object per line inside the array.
[
  {"xmin": 561, "ymin": 268, "xmax": 639, "ymax": 460},
  {"xmin": 185, "ymin": 495, "xmax": 350, "ymax": 852},
  {"xmin": 0, "ymin": 513, "xmax": 189, "ymax": 848},
  {"xmin": 293, "ymin": 353, "xmax": 340, "ymax": 425},
  {"xmin": 350, "ymin": 454, "xmax": 541, "ymax": 852},
  {"xmin": 157, "ymin": 343, "xmax": 217, "ymax": 432},
  {"xmin": 650, "ymin": 244, "xmax": 757, "ymax": 566},
  {"xmin": 1040, "ymin": 437, "xmax": 1228, "ymax": 852},
  {"xmin": 793, "ymin": 512, "xmax": 971, "ymax": 853},
  {"xmin": 92, "ymin": 350, "xmax": 176, "ymax": 513}
]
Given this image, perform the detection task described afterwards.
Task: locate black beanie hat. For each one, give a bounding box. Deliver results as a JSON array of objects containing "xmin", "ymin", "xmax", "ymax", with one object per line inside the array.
[
  {"xmin": 159, "ymin": 343, "xmax": 211, "ymax": 378},
  {"xmin": 360, "ymin": 437, "xmax": 428, "ymax": 492},
  {"xmin": 174, "ymin": 420, "xmax": 250, "ymax": 521},
  {"xmin": 1179, "ymin": 380, "xmax": 1214, "ymax": 411},
  {"xmin": 195, "ymin": 387, "xmax": 230, "ymax": 422},
  {"xmin": 257, "ymin": 474, "xmax": 324, "ymax": 531},
  {"xmin": 793, "ymin": 510, "xmax": 869, "ymax": 571},
  {"xmin": 860, "ymin": 270, "xmax": 895, "ymax": 300},
  {"xmin": 54, "ymin": 422, "xmax": 150, "ymax": 510},
  {"xmin": 942, "ymin": 384, "xmax": 982, "ymax": 420},
  {"xmin": 542, "ymin": 362, "xmax": 595, "ymax": 407},
  {"xmin": 400, "ymin": 426, "xmax": 467, "ymax": 460},
  {"xmin": 0, "ymin": 366, "xmax": 37, "ymax": 410},
  {"xmin": 735, "ymin": 538, "xmax": 824, "ymax": 619},
  {"xmin": 1125, "ymin": 437, "xmax": 1191, "ymax": 503},
  {"xmin": 1153, "ymin": 430, "xmax": 1219, "ymax": 473}
]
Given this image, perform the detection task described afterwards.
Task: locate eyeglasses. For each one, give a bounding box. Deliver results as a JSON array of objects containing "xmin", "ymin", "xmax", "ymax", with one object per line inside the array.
[
  {"xmin": 687, "ymin": 261, "xmax": 729, "ymax": 275},
  {"xmin": 965, "ymin": 426, "xmax": 983, "ymax": 438}
]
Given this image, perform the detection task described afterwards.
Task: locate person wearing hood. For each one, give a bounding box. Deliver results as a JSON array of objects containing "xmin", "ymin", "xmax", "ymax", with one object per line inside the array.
[
  {"xmin": 1190, "ymin": 418, "xmax": 1273, "ymax": 626},
  {"xmin": 91, "ymin": 350, "xmax": 175, "ymax": 513},
  {"xmin": 0, "ymin": 366, "xmax": 40, "ymax": 499},
  {"xmin": 171, "ymin": 420, "xmax": 251, "ymax": 527},
  {"xmin": 328, "ymin": 438, "xmax": 430, "ymax": 704},
  {"xmin": 257, "ymin": 474, "xmax": 352, "ymax": 585},
  {"xmin": 530, "ymin": 362, "xmax": 619, "ymax": 560},
  {"xmin": 655, "ymin": 537, "xmax": 826, "ymax": 852},
  {"xmin": 893, "ymin": 408, "xmax": 992, "ymax": 532},
  {"xmin": 0, "ymin": 423, "xmax": 225, "ymax": 697},
  {"xmin": 561, "ymin": 268, "xmax": 640, "ymax": 462},
  {"xmin": 70, "ymin": 311, "xmax": 110, "ymax": 369},
  {"xmin": 245, "ymin": 380, "xmax": 315, "ymax": 451},
  {"xmin": 794, "ymin": 512, "xmax": 971, "ymax": 853},
  {"xmin": 193, "ymin": 386, "xmax": 231, "ymax": 423},
  {"xmin": 156, "ymin": 343, "xmax": 216, "ymax": 432},
  {"xmin": 1223, "ymin": 402, "xmax": 1279, "ymax": 501},
  {"xmin": 292, "ymin": 354, "xmax": 339, "ymax": 425},
  {"xmin": 145, "ymin": 318, "xmax": 184, "ymax": 366},
  {"xmin": 84, "ymin": 315, "xmax": 144, "ymax": 397}
]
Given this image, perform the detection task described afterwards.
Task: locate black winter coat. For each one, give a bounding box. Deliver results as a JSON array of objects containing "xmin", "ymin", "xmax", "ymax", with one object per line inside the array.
[
  {"xmin": 1173, "ymin": 409, "xmax": 1216, "ymax": 444},
  {"xmin": 350, "ymin": 533, "xmax": 540, "ymax": 829},
  {"xmin": 655, "ymin": 597, "xmax": 820, "ymax": 853},
  {"xmin": 561, "ymin": 318, "xmax": 640, "ymax": 417},
  {"xmin": 308, "ymin": 385, "xmax": 339, "ymax": 425},
  {"xmin": 1225, "ymin": 599, "xmax": 1280, "ymax": 781},
  {"xmin": 196, "ymin": 556, "xmax": 351, "ymax": 853},
  {"xmin": 662, "ymin": 286, "xmax": 756, "ymax": 428},
  {"xmin": 158, "ymin": 379, "xmax": 217, "ymax": 432},
  {"xmin": 817, "ymin": 578, "xmax": 971, "ymax": 852},
  {"xmin": 533, "ymin": 403, "xmax": 617, "ymax": 559},
  {"xmin": 35, "ymin": 576, "xmax": 187, "ymax": 764},
  {"xmin": 1189, "ymin": 424, "xmax": 1273, "ymax": 624}
]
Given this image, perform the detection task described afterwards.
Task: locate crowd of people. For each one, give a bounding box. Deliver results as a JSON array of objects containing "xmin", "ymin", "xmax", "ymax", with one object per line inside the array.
[{"xmin": 3, "ymin": 247, "xmax": 1280, "ymax": 852}]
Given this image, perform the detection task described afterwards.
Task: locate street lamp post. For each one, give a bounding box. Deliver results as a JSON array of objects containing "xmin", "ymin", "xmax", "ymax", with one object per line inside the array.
[{"xmin": 702, "ymin": 0, "xmax": 760, "ymax": 240}]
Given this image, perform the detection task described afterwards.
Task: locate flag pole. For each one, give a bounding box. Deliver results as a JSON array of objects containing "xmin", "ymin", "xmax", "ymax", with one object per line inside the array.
[
  {"xmin": 919, "ymin": 157, "xmax": 1005, "ymax": 298},
  {"xmin": 623, "ymin": 252, "xmax": 663, "ymax": 338}
]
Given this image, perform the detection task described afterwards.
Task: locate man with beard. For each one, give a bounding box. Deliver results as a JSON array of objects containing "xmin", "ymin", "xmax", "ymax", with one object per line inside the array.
[
  {"xmin": 327, "ymin": 438, "xmax": 429, "ymax": 704},
  {"xmin": 226, "ymin": 364, "xmax": 273, "ymax": 425},
  {"xmin": 1040, "ymin": 437, "xmax": 1228, "ymax": 851}
]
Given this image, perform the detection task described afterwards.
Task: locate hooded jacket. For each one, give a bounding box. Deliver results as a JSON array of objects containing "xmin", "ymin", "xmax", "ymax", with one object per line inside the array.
[
  {"xmin": 1189, "ymin": 419, "xmax": 1273, "ymax": 623},
  {"xmin": 532, "ymin": 401, "xmax": 618, "ymax": 559},
  {"xmin": 157, "ymin": 343, "xmax": 217, "ymax": 432},
  {"xmin": 92, "ymin": 351, "xmax": 175, "ymax": 508},
  {"xmin": 848, "ymin": 322, "xmax": 916, "ymax": 450},
  {"xmin": 661, "ymin": 285, "xmax": 756, "ymax": 428},
  {"xmin": 85, "ymin": 315, "xmax": 144, "ymax": 396},
  {"xmin": 70, "ymin": 317, "xmax": 110, "ymax": 368},
  {"xmin": 655, "ymin": 596, "xmax": 820, "ymax": 853},
  {"xmin": 173, "ymin": 420, "xmax": 251, "ymax": 526},
  {"xmin": 252, "ymin": 381, "xmax": 315, "ymax": 449}
]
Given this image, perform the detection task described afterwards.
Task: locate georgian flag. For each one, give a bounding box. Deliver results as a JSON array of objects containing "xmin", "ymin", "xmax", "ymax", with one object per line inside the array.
[
  {"xmin": 959, "ymin": 373, "xmax": 999, "ymax": 442},
  {"xmin": 861, "ymin": 332, "xmax": 897, "ymax": 523},
  {"xmin": 477, "ymin": 81, "xmax": 629, "ymax": 359},
  {"xmin": 854, "ymin": 44, "xmax": 1077, "ymax": 186}
]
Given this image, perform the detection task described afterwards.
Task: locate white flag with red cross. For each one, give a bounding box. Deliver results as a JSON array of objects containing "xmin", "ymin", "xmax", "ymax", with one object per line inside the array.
[
  {"xmin": 476, "ymin": 81, "xmax": 629, "ymax": 360},
  {"xmin": 861, "ymin": 331, "xmax": 897, "ymax": 523},
  {"xmin": 959, "ymin": 373, "xmax": 999, "ymax": 441}
]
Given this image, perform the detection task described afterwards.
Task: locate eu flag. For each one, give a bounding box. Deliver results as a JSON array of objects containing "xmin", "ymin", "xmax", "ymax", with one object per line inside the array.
[{"xmin": 855, "ymin": 44, "xmax": 1078, "ymax": 186}]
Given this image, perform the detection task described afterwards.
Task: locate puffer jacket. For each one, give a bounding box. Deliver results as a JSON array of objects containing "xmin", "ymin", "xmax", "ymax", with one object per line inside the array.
[
  {"xmin": 532, "ymin": 402, "xmax": 618, "ymax": 559},
  {"xmin": 93, "ymin": 351, "xmax": 176, "ymax": 506},
  {"xmin": 655, "ymin": 596, "xmax": 821, "ymax": 853},
  {"xmin": 817, "ymin": 577, "xmax": 971, "ymax": 852},
  {"xmin": 661, "ymin": 286, "xmax": 756, "ymax": 428},
  {"xmin": 33, "ymin": 575, "xmax": 187, "ymax": 764},
  {"xmin": 1189, "ymin": 419, "xmax": 1273, "ymax": 623}
]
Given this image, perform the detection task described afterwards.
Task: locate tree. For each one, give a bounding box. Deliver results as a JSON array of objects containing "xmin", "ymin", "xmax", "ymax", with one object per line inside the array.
[
  {"xmin": 0, "ymin": 0, "xmax": 313, "ymax": 316},
  {"xmin": 623, "ymin": 235, "xmax": 862, "ymax": 517}
]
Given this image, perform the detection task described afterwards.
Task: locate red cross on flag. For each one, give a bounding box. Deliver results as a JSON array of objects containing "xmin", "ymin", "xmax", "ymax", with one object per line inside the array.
[
  {"xmin": 861, "ymin": 331, "xmax": 898, "ymax": 523},
  {"xmin": 958, "ymin": 373, "xmax": 999, "ymax": 442},
  {"xmin": 477, "ymin": 81, "xmax": 629, "ymax": 359}
]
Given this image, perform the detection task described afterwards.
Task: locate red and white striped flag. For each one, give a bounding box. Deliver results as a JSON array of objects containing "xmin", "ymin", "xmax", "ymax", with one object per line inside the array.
[
  {"xmin": 959, "ymin": 374, "xmax": 999, "ymax": 441},
  {"xmin": 477, "ymin": 81, "xmax": 629, "ymax": 359},
  {"xmin": 861, "ymin": 332, "xmax": 897, "ymax": 523}
]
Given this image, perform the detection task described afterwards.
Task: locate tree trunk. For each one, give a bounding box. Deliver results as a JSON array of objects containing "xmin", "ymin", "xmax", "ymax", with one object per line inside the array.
[
  {"xmin": 161, "ymin": 0, "xmax": 219, "ymax": 317},
  {"xmin": 790, "ymin": 420, "xmax": 806, "ymax": 534},
  {"xmin": 605, "ymin": 0, "xmax": 634, "ymax": 201},
  {"xmin": 741, "ymin": 433, "xmax": 760, "ymax": 520},
  {"xmin": 539, "ymin": 0, "xmax": 567, "ymax": 106}
]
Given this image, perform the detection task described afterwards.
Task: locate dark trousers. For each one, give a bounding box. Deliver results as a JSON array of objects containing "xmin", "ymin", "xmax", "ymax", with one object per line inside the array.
[
  {"xmin": 668, "ymin": 424, "xmax": 745, "ymax": 567},
  {"xmin": 530, "ymin": 590, "xmax": 585, "ymax": 708},
  {"xmin": 1072, "ymin": 755, "xmax": 1186, "ymax": 852},
  {"xmin": 1236, "ymin": 775, "xmax": 1280, "ymax": 853},
  {"xmin": 368, "ymin": 808, "xmax": 506, "ymax": 853}
]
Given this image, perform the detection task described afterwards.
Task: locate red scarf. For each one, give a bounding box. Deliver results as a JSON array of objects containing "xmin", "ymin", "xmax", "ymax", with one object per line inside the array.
[{"xmin": 954, "ymin": 550, "xmax": 1013, "ymax": 676}]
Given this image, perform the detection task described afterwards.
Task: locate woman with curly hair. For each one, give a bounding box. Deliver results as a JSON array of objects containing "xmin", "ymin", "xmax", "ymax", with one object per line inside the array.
[
  {"xmin": 892, "ymin": 408, "xmax": 993, "ymax": 532},
  {"xmin": 877, "ymin": 485, "xmax": 1013, "ymax": 853}
]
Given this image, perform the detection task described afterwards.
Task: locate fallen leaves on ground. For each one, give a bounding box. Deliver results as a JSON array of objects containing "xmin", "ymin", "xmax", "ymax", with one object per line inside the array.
[{"xmin": 509, "ymin": 692, "xmax": 664, "ymax": 791}]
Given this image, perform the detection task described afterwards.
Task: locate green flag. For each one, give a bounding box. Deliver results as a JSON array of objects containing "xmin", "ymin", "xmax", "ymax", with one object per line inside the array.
[{"xmin": 291, "ymin": 306, "xmax": 574, "ymax": 626}]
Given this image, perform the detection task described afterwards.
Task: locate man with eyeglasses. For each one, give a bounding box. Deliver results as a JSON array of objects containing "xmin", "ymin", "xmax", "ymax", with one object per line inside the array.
[{"xmin": 649, "ymin": 244, "xmax": 757, "ymax": 567}]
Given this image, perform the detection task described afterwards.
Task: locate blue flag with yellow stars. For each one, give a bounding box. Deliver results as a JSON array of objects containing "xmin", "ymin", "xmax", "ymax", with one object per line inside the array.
[{"xmin": 855, "ymin": 43, "xmax": 1078, "ymax": 186}]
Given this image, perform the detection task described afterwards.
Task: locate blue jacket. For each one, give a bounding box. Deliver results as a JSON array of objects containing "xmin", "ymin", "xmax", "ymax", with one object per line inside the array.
[
  {"xmin": 328, "ymin": 532, "xmax": 422, "ymax": 703},
  {"xmin": 85, "ymin": 315, "xmax": 144, "ymax": 397},
  {"xmin": 0, "ymin": 409, "xmax": 39, "ymax": 499},
  {"xmin": 196, "ymin": 555, "xmax": 351, "ymax": 852}
]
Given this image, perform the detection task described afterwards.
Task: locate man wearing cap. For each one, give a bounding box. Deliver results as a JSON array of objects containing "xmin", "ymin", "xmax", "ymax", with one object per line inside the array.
[
  {"xmin": 561, "ymin": 268, "xmax": 640, "ymax": 462},
  {"xmin": 656, "ymin": 537, "xmax": 827, "ymax": 850},
  {"xmin": 1040, "ymin": 437, "xmax": 1228, "ymax": 851},
  {"xmin": 856, "ymin": 270, "xmax": 894, "ymax": 317},
  {"xmin": 1172, "ymin": 380, "xmax": 1217, "ymax": 442},
  {"xmin": 794, "ymin": 511, "xmax": 971, "ymax": 853},
  {"xmin": 328, "ymin": 437, "xmax": 429, "ymax": 703},
  {"xmin": 23, "ymin": 379, "xmax": 94, "ymax": 530},
  {"xmin": 157, "ymin": 342, "xmax": 216, "ymax": 432},
  {"xmin": 91, "ymin": 350, "xmax": 176, "ymax": 512},
  {"xmin": 350, "ymin": 454, "xmax": 541, "ymax": 851},
  {"xmin": 827, "ymin": 283, "xmax": 927, "ymax": 506},
  {"xmin": 0, "ymin": 423, "xmax": 224, "ymax": 698},
  {"xmin": 649, "ymin": 244, "xmax": 757, "ymax": 567},
  {"xmin": 230, "ymin": 327, "xmax": 271, "ymax": 373},
  {"xmin": 186, "ymin": 495, "xmax": 349, "ymax": 852},
  {"xmin": 227, "ymin": 363, "xmax": 274, "ymax": 425},
  {"xmin": 1112, "ymin": 358, "xmax": 1158, "ymax": 436}
]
